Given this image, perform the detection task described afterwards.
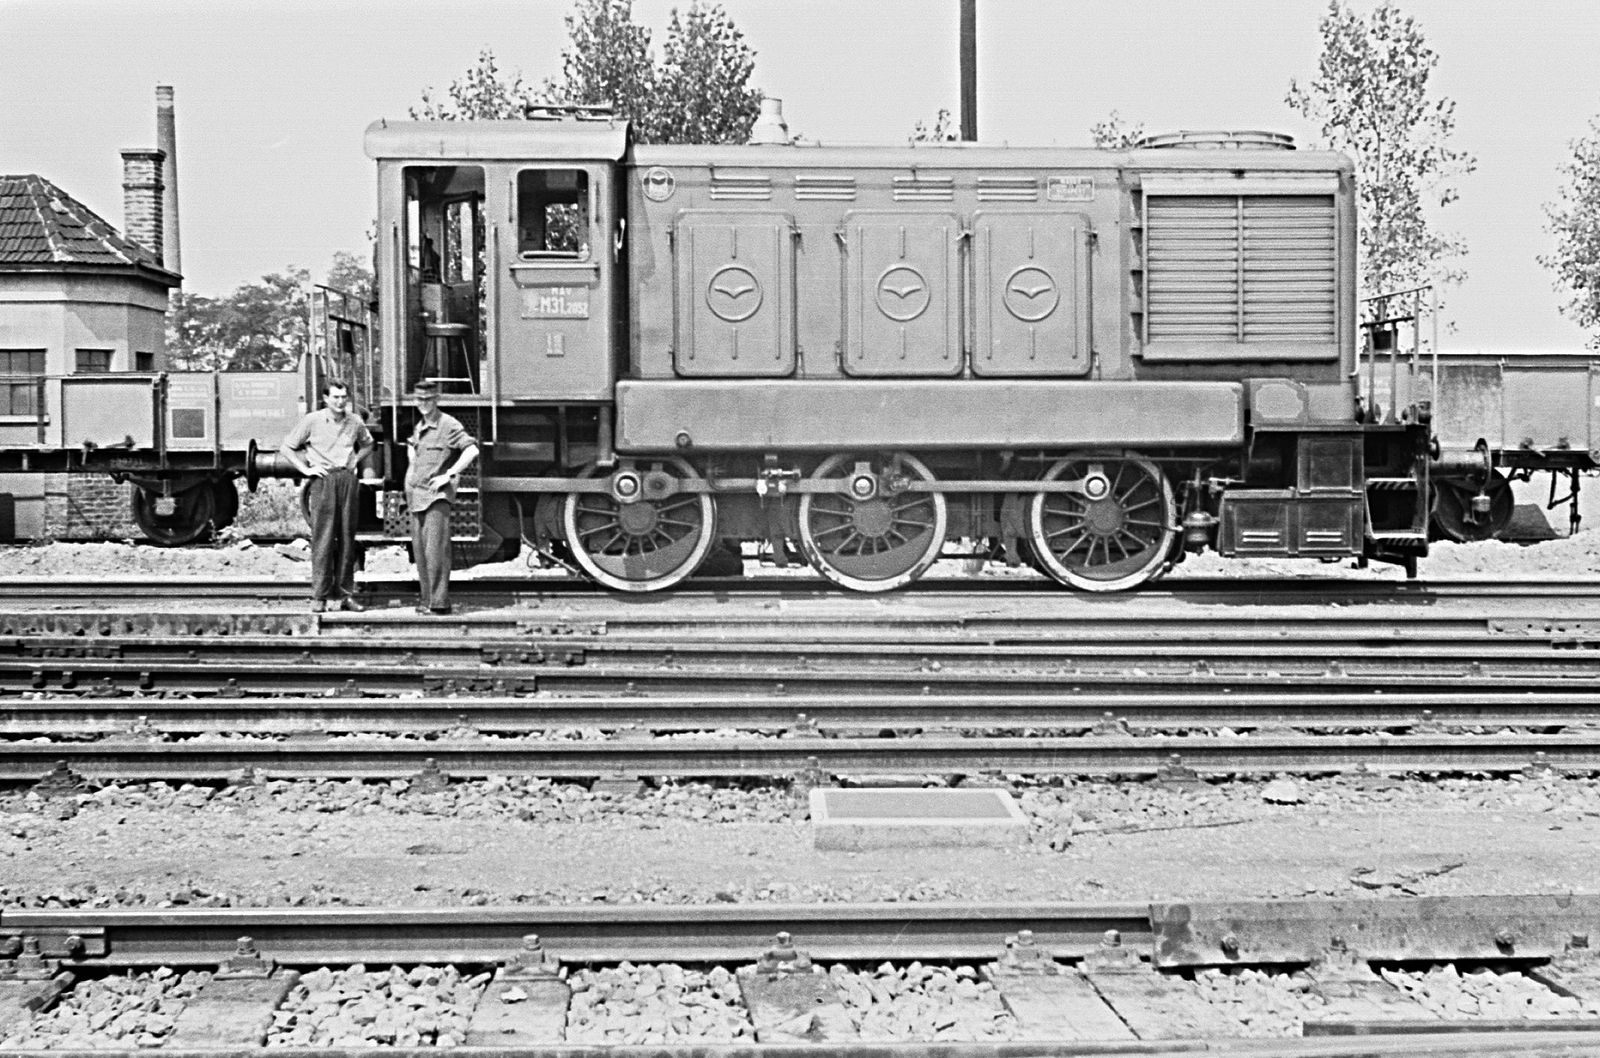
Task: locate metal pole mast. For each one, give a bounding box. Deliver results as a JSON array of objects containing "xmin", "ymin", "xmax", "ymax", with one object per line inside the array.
[{"xmin": 960, "ymin": 0, "xmax": 977, "ymax": 141}]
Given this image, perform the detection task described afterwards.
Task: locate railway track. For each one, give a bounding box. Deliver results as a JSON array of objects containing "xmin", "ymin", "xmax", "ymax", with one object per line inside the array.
[
  {"xmin": 4, "ymin": 730, "xmax": 1597, "ymax": 782},
  {"xmin": 3, "ymin": 896, "xmax": 1600, "ymax": 1054},
  {"xmin": 5, "ymin": 578, "xmax": 1600, "ymax": 780}
]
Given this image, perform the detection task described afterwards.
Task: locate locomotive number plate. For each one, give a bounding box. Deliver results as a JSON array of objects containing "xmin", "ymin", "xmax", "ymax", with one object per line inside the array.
[
  {"xmin": 1047, "ymin": 176, "xmax": 1094, "ymax": 202},
  {"xmin": 521, "ymin": 286, "xmax": 590, "ymax": 319}
]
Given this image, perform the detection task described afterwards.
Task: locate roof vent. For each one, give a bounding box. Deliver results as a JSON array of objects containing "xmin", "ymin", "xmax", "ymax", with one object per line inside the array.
[
  {"xmin": 748, "ymin": 98, "xmax": 790, "ymax": 145},
  {"xmin": 1136, "ymin": 130, "xmax": 1296, "ymax": 151}
]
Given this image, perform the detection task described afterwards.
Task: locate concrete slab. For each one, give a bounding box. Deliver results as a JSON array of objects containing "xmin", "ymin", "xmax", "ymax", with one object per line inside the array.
[{"xmin": 810, "ymin": 787, "xmax": 1028, "ymax": 850}]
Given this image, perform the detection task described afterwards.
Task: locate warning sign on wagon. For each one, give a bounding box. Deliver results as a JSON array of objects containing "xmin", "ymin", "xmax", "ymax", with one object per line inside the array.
[{"xmin": 521, "ymin": 286, "xmax": 590, "ymax": 319}]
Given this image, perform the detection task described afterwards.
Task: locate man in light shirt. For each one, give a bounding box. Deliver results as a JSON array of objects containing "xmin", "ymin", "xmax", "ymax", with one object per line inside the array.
[{"xmin": 279, "ymin": 380, "xmax": 375, "ymax": 612}]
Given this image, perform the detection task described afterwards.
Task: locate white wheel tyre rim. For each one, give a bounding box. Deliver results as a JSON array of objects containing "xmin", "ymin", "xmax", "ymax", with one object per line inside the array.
[
  {"xmin": 798, "ymin": 451, "xmax": 948, "ymax": 593},
  {"xmin": 1028, "ymin": 452, "xmax": 1175, "ymax": 593},
  {"xmin": 563, "ymin": 458, "xmax": 717, "ymax": 593}
]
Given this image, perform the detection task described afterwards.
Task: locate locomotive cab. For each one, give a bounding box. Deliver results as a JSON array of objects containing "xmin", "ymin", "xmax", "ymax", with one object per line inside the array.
[
  {"xmin": 367, "ymin": 120, "xmax": 627, "ymax": 405},
  {"xmin": 365, "ymin": 119, "xmax": 628, "ymax": 563}
]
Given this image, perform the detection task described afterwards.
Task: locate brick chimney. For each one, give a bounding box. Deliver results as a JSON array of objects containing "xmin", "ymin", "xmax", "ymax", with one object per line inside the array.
[{"xmin": 120, "ymin": 148, "xmax": 165, "ymax": 263}]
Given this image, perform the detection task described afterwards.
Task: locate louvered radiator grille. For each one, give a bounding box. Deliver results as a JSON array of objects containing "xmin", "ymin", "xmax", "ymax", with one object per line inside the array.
[{"xmin": 1146, "ymin": 194, "xmax": 1335, "ymax": 344}]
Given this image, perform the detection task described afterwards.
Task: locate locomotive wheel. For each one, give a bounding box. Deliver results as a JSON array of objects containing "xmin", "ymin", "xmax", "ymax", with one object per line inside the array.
[
  {"xmin": 1028, "ymin": 452, "xmax": 1176, "ymax": 592},
  {"xmin": 563, "ymin": 458, "xmax": 716, "ymax": 593},
  {"xmin": 1432, "ymin": 472, "xmax": 1514, "ymax": 542},
  {"xmin": 797, "ymin": 452, "xmax": 947, "ymax": 593},
  {"xmin": 131, "ymin": 483, "xmax": 217, "ymax": 547}
]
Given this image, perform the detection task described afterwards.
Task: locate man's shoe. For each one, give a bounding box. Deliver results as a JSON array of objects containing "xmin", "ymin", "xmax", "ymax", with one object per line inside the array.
[
  {"xmin": 415, "ymin": 606, "xmax": 433, "ymax": 616},
  {"xmin": 340, "ymin": 597, "xmax": 366, "ymax": 613},
  {"xmin": 430, "ymin": 606, "xmax": 452, "ymax": 615},
  {"xmin": 310, "ymin": 599, "xmax": 326, "ymax": 613}
]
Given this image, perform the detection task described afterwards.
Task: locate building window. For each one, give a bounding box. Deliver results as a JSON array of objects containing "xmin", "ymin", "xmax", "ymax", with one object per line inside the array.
[
  {"xmin": 75, "ymin": 348, "xmax": 113, "ymax": 373},
  {"xmin": 0, "ymin": 349, "xmax": 45, "ymax": 415},
  {"xmin": 135, "ymin": 352, "xmax": 154, "ymax": 372}
]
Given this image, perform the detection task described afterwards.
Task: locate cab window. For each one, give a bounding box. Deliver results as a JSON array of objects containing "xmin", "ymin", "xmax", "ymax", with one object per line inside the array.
[{"xmin": 517, "ymin": 169, "xmax": 589, "ymax": 260}]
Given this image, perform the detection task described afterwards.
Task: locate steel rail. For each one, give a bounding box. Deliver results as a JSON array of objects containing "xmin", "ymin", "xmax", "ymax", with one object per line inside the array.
[
  {"xmin": 4, "ymin": 691, "xmax": 1600, "ymax": 736},
  {"xmin": 1, "ymin": 574, "xmax": 1600, "ymax": 602},
  {"xmin": 0, "ymin": 1035, "xmax": 1598, "ymax": 1058},
  {"xmin": 7, "ymin": 654, "xmax": 1600, "ymax": 698},
  {"xmin": 7, "ymin": 602, "xmax": 1600, "ymax": 645},
  {"xmin": 0, "ymin": 904, "xmax": 1151, "ymax": 967},
  {"xmin": 7, "ymin": 894, "xmax": 1600, "ymax": 967},
  {"xmin": 2, "ymin": 731, "xmax": 1596, "ymax": 781},
  {"xmin": 13, "ymin": 633, "xmax": 1600, "ymax": 660}
]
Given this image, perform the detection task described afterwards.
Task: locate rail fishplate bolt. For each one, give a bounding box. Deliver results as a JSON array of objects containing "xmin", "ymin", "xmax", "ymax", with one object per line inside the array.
[
  {"xmin": 410, "ymin": 758, "xmax": 450, "ymax": 794},
  {"xmin": 2, "ymin": 937, "xmax": 57, "ymax": 980},
  {"xmin": 995, "ymin": 930, "xmax": 1058, "ymax": 976},
  {"xmin": 1083, "ymin": 928, "xmax": 1142, "ymax": 973},
  {"xmin": 1220, "ymin": 932, "xmax": 1241, "ymax": 959},
  {"xmin": 217, "ymin": 936, "xmax": 274, "ymax": 979},
  {"xmin": 502, "ymin": 934, "xmax": 561, "ymax": 980},
  {"xmin": 1494, "ymin": 929, "xmax": 1516, "ymax": 954},
  {"xmin": 755, "ymin": 932, "xmax": 813, "ymax": 977}
]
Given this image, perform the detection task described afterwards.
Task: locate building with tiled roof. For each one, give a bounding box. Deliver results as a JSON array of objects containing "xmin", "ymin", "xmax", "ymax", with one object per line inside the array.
[
  {"xmin": 0, "ymin": 174, "xmax": 177, "ymax": 278},
  {"xmin": 0, "ymin": 161, "xmax": 182, "ymax": 539}
]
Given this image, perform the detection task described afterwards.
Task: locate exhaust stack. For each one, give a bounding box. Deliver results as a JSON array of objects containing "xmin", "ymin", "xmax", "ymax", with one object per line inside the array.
[
  {"xmin": 748, "ymin": 98, "xmax": 790, "ymax": 145},
  {"xmin": 156, "ymin": 85, "xmax": 181, "ymax": 276}
]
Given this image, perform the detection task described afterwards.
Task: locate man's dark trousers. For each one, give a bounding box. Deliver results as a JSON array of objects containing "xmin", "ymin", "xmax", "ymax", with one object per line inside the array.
[
  {"xmin": 412, "ymin": 500, "xmax": 452, "ymax": 610},
  {"xmin": 308, "ymin": 467, "xmax": 360, "ymax": 602}
]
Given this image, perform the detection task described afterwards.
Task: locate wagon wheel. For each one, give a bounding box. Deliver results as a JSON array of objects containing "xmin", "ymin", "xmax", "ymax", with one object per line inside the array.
[
  {"xmin": 1432, "ymin": 471, "xmax": 1514, "ymax": 542},
  {"xmin": 131, "ymin": 482, "xmax": 217, "ymax": 547},
  {"xmin": 563, "ymin": 458, "xmax": 716, "ymax": 593},
  {"xmin": 798, "ymin": 452, "xmax": 947, "ymax": 593},
  {"xmin": 1028, "ymin": 451, "xmax": 1176, "ymax": 592},
  {"xmin": 210, "ymin": 478, "xmax": 240, "ymax": 531}
]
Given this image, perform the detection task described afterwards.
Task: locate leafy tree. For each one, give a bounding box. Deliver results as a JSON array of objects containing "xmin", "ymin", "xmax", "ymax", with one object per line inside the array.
[
  {"xmin": 413, "ymin": 49, "xmax": 538, "ymax": 120},
  {"xmin": 1541, "ymin": 117, "xmax": 1600, "ymax": 347},
  {"xmin": 1286, "ymin": 0, "xmax": 1475, "ymax": 296},
  {"xmin": 168, "ymin": 257, "xmax": 370, "ymax": 371},
  {"xmin": 1090, "ymin": 111, "xmax": 1146, "ymax": 150},
  {"xmin": 546, "ymin": 0, "xmax": 658, "ymax": 126},
  {"xmin": 324, "ymin": 250, "xmax": 375, "ymax": 307},
  {"xmin": 910, "ymin": 108, "xmax": 957, "ymax": 144},
  {"xmin": 649, "ymin": 3, "xmax": 762, "ymax": 144},
  {"xmin": 417, "ymin": 1, "xmax": 764, "ymax": 144}
]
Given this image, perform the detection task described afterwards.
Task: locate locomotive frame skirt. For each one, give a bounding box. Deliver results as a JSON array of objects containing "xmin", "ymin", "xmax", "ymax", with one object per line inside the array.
[{"xmin": 614, "ymin": 379, "xmax": 1245, "ymax": 452}]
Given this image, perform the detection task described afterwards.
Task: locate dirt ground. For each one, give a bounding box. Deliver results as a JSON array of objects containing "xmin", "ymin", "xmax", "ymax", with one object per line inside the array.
[{"xmin": 2, "ymin": 775, "xmax": 1597, "ymax": 910}]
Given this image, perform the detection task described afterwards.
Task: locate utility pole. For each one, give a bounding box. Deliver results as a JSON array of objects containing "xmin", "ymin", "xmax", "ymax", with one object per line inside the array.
[{"xmin": 959, "ymin": 0, "xmax": 976, "ymax": 141}]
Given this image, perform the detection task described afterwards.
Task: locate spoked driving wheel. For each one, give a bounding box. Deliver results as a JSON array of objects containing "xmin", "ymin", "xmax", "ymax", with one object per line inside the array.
[
  {"xmin": 798, "ymin": 452, "xmax": 947, "ymax": 593},
  {"xmin": 1029, "ymin": 451, "xmax": 1176, "ymax": 592},
  {"xmin": 563, "ymin": 458, "xmax": 716, "ymax": 592}
]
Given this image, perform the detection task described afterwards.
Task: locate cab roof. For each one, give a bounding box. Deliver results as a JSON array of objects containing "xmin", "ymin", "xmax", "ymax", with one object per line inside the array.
[{"xmin": 363, "ymin": 119, "xmax": 629, "ymax": 161}]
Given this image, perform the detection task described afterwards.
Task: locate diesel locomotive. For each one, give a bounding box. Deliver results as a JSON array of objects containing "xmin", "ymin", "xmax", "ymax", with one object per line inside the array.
[{"xmin": 352, "ymin": 111, "xmax": 1429, "ymax": 593}]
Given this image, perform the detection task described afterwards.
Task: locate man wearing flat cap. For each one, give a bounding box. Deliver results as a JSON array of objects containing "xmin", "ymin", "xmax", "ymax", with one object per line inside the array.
[{"xmin": 406, "ymin": 380, "xmax": 479, "ymax": 614}]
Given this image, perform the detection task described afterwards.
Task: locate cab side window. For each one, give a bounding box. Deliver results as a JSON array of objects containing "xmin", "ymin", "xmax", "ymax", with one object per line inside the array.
[{"xmin": 517, "ymin": 169, "xmax": 589, "ymax": 260}]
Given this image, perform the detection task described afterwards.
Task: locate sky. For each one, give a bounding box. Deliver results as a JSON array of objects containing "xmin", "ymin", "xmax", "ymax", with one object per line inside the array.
[{"xmin": 1, "ymin": 0, "xmax": 1596, "ymax": 351}]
